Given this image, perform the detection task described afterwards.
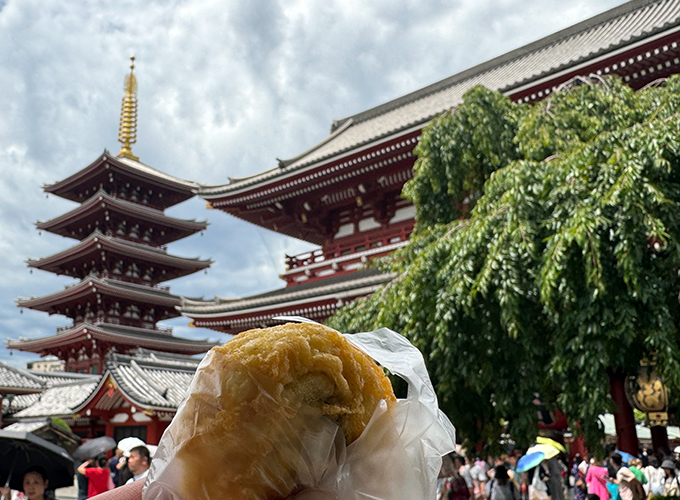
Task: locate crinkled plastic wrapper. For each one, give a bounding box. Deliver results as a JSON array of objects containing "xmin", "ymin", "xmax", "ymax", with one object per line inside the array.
[{"xmin": 143, "ymin": 325, "xmax": 456, "ymax": 500}]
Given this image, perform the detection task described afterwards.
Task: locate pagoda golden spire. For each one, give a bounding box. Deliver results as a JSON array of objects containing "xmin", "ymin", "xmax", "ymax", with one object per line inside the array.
[{"xmin": 117, "ymin": 56, "xmax": 139, "ymax": 161}]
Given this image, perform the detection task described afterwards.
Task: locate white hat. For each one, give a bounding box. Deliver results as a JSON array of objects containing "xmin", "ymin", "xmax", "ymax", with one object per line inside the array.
[{"xmin": 674, "ymin": 446, "xmax": 680, "ymax": 454}]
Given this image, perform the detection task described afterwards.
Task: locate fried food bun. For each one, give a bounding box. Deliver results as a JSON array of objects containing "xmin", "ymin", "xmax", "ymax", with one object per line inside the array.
[{"xmin": 175, "ymin": 322, "xmax": 396, "ymax": 500}]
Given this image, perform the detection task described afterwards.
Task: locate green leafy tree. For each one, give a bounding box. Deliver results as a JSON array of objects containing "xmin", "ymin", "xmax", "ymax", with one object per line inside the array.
[{"xmin": 328, "ymin": 77, "xmax": 680, "ymax": 453}]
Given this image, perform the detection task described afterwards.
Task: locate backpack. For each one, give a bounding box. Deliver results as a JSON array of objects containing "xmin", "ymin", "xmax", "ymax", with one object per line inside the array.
[{"xmin": 625, "ymin": 477, "xmax": 646, "ymax": 500}]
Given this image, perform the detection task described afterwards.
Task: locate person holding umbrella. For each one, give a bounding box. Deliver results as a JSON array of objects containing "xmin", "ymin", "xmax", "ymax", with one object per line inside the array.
[{"xmin": 0, "ymin": 466, "xmax": 51, "ymax": 500}]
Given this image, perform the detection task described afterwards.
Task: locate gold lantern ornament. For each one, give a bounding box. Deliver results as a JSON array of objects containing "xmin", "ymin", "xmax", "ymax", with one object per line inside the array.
[{"xmin": 625, "ymin": 356, "xmax": 669, "ymax": 427}]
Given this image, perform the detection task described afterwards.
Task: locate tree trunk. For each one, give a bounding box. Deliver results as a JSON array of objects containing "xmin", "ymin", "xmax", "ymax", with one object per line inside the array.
[{"xmin": 609, "ymin": 370, "xmax": 638, "ymax": 455}]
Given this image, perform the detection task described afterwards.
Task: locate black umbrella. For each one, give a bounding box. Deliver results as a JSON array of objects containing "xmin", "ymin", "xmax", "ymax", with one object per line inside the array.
[
  {"xmin": 0, "ymin": 430, "xmax": 74, "ymax": 491},
  {"xmin": 72, "ymin": 436, "xmax": 117, "ymax": 460}
]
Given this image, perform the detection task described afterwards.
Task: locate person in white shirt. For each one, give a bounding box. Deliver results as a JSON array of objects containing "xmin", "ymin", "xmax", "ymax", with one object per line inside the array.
[
  {"xmin": 125, "ymin": 446, "xmax": 151, "ymax": 485},
  {"xmin": 643, "ymin": 456, "xmax": 665, "ymax": 497}
]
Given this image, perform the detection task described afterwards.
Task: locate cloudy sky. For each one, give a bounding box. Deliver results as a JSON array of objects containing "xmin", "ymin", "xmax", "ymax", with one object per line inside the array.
[{"xmin": 0, "ymin": 0, "xmax": 629, "ymax": 368}]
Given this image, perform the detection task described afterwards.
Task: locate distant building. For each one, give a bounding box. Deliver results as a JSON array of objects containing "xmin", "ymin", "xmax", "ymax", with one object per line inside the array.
[{"xmin": 25, "ymin": 355, "xmax": 64, "ymax": 373}]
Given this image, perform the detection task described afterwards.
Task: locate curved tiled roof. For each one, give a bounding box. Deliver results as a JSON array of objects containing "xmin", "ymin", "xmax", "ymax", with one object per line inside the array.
[
  {"xmin": 6, "ymin": 322, "xmax": 217, "ymax": 353},
  {"xmin": 75, "ymin": 351, "xmax": 203, "ymax": 411},
  {"xmin": 0, "ymin": 361, "xmax": 45, "ymax": 393},
  {"xmin": 36, "ymin": 189, "xmax": 208, "ymax": 237},
  {"xmin": 199, "ymin": 0, "xmax": 680, "ymax": 197},
  {"xmin": 44, "ymin": 152, "xmax": 199, "ymax": 195},
  {"xmin": 16, "ymin": 276, "xmax": 182, "ymax": 315},
  {"xmin": 13, "ymin": 380, "xmax": 100, "ymax": 418},
  {"xmin": 29, "ymin": 230, "xmax": 212, "ymax": 266},
  {"xmin": 180, "ymin": 269, "xmax": 394, "ymax": 317}
]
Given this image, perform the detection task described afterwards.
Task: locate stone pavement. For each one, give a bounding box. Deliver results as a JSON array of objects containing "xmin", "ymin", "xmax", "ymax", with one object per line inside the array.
[{"xmin": 55, "ymin": 483, "xmax": 78, "ymax": 500}]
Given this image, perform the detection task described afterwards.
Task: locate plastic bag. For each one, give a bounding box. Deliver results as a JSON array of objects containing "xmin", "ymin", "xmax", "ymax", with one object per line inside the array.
[{"xmin": 143, "ymin": 326, "xmax": 456, "ymax": 500}]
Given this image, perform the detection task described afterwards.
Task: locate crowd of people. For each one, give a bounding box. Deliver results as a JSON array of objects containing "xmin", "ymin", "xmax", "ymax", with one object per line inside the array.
[{"xmin": 437, "ymin": 449, "xmax": 680, "ymax": 500}]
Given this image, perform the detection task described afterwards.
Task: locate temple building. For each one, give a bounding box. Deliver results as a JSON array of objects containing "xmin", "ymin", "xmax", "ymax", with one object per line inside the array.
[
  {"xmin": 1, "ymin": 349, "xmax": 199, "ymax": 443},
  {"xmin": 181, "ymin": 0, "xmax": 680, "ymax": 334},
  {"xmin": 7, "ymin": 58, "xmax": 216, "ymax": 374}
]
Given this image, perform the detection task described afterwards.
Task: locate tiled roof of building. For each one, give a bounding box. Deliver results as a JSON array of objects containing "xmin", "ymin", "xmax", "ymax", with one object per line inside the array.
[
  {"xmin": 13, "ymin": 380, "xmax": 100, "ymax": 418},
  {"xmin": 44, "ymin": 152, "xmax": 200, "ymax": 194},
  {"xmin": 200, "ymin": 0, "xmax": 680, "ymax": 197},
  {"xmin": 27, "ymin": 230, "xmax": 212, "ymax": 274},
  {"xmin": 16, "ymin": 276, "xmax": 183, "ymax": 312},
  {"xmin": 3, "ymin": 393, "xmax": 40, "ymax": 415},
  {"xmin": 3, "ymin": 420, "xmax": 50, "ymax": 433},
  {"xmin": 6, "ymin": 322, "xmax": 218, "ymax": 353},
  {"xmin": 110, "ymin": 355, "xmax": 196, "ymax": 409},
  {"xmin": 75, "ymin": 350, "xmax": 202, "ymax": 412},
  {"xmin": 0, "ymin": 361, "xmax": 45, "ymax": 393},
  {"xmin": 180, "ymin": 268, "xmax": 395, "ymax": 317},
  {"xmin": 36, "ymin": 189, "xmax": 208, "ymax": 236},
  {"xmin": 122, "ymin": 348, "xmax": 205, "ymax": 368},
  {"xmin": 29, "ymin": 370, "xmax": 100, "ymax": 387}
]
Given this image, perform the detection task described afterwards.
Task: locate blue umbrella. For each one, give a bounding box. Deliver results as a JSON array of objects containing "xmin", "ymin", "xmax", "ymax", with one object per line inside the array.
[
  {"xmin": 615, "ymin": 450, "xmax": 636, "ymax": 465},
  {"xmin": 517, "ymin": 451, "xmax": 545, "ymax": 473}
]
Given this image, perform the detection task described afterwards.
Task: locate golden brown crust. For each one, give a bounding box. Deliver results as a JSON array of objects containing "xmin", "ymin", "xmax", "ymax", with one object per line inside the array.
[{"xmin": 175, "ymin": 323, "xmax": 395, "ymax": 500}]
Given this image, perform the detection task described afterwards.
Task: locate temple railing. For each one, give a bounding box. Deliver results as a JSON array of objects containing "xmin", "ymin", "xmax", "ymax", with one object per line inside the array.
[{"xmin": 285, "ymin": 248, "xmax": 325, "ymax": 269}]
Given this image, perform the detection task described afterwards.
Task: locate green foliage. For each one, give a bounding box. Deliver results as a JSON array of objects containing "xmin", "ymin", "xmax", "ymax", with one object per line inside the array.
[
  {"xmin": 328, "ymin": 76, "xmax": 680, "ymax": 454},
  {"xmin": 404, "ymin": 86, "xmax": 524, "ymax": 229},
  {"xmin": 51, "ymin": 417, "xmax": 72, "ymax": 433}
]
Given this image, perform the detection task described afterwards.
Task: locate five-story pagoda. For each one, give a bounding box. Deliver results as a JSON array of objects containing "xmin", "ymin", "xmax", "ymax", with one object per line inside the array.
[{"xmin": 8, "ymin": 58, "xmax": 215, "ymax": 373}]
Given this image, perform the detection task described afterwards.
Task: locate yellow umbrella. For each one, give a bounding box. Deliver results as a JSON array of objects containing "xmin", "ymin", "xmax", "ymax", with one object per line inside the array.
[
  {"xmin": 536, "ymin": 436, "xmax": 566, "ymax": 453},
  {"xmin": 526, "ymin": 443, "xmax": 560, "ymax": 459}
]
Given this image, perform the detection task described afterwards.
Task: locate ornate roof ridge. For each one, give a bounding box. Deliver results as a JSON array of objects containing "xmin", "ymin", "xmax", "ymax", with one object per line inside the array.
[
  {"xmin": 12, "ymin": 379, "xmax": 100, "ymax": 419},
  {"xmin": 36, "ymin": 188, "xmax": 208, "ymax": 232},
  {"xmin": 43, "ymin": 151, "xmax": 199, "ymax": 196},
  {"xmin": 107, "ymin": 353, "xmax": 201, "ymax": 371},
  {"xmin": 0, "ymin": 360, "xmax": 46, "ymax": 390},
  {"xmin": 27, "ymin": 229, "xmax": 212, "ymax": 269},
  {"xmin": 6, "ymin": 321, "xmax": 218, "ymax": 349},
  {"xmin": 180, "ymin": 269, "xmax": 395, "ymax": 317},
  {"xmin": 17, "ymin": 275, "xmax": 181, "ymax": 310}
]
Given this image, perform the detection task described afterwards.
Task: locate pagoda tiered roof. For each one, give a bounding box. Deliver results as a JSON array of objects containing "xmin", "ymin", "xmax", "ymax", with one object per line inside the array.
[
  {"xmin": 17, "ymin": 276, "xmax": 182, "ymax": 317},
  {"xmin": 6, "ymin": 322, "xmax": 217, "ymax": 356},
  {"xmin": 180, "ymin": 269, "xmax": 395, "ymax": 334},
  {"xmin": 36, "ymin": 190, "xmax": 207, "ymax": 245},
  {"xmin": 44, "ymin": 152, "xmax": 200, "ymax": 210},
  {"xmin": 27, "ymin": 230, "xmax": 212, "ymax": 282}
]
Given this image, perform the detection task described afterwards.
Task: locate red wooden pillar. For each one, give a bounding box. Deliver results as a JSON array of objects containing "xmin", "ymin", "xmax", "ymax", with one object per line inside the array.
[
  {"xmin": 105, "ymin": 417, "xmax": 114, "ymax": 439},
  {"xmin": 609, "ymin": 371, "xmax": 638, "ymax": 455},
  {"xmin": 651, "ymin": 426, "xmax": 669, "ymax": 454},
  {"xmin": 146, "ymin": 417, "xmax": 159, "ymax": 445}
]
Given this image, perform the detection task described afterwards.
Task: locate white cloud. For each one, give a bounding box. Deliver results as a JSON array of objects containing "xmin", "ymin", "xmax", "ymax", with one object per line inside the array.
[{"xmin": 0, "ymin": 0, "xmax": 627, "ymax": 366}]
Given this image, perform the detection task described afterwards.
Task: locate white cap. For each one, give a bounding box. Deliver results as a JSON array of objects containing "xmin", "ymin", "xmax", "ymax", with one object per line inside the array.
[{"xmin": 674, "ymin": 446, "xmax": 680, "ymax": 454}]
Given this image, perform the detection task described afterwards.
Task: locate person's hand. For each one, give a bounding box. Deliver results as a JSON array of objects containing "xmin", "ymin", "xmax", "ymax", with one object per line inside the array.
[
  {"xmin": 288, "ymin": 489, "xmax": 336, "ymax": 500},
  {"xmin": 0, "ymin": 485, "xmax": 10, "ymax": 500}
]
